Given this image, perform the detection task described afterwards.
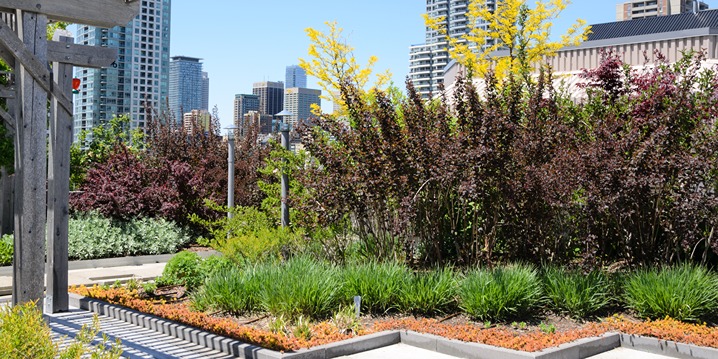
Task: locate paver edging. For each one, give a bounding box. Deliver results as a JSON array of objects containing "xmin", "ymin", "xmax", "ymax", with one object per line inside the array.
[
  {"xmin": 399, "ymin": 330, "xmax": 620, "ymax": 359},
  {"xmin": 619, "ymin": 333, "xmax": 718, "ymax": 359},
  {"xmin": 68, "ymin": 293, "xmax": 718, "ymax": 359},
  {"xmin": 68, "ymin": 293, "xmax": 400, "ymax": 359}
]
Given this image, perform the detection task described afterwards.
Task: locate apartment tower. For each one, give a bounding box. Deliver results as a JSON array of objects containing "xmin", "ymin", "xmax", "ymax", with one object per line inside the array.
[
  {"xmin": 73, "ymin": 0, "xmax": 171, "ymax": 142},
  {"xmin": 409, "ymin": 0, "xmax": 496, "ymax": 99},
  {"xmin": 616, "ymin": 0, "xmax": 708, "ymax": 21}
]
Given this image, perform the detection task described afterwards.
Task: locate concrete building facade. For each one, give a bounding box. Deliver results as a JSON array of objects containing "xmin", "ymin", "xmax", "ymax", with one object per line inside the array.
[
  {"xmin": 73, "ymin": 0, "xmax": 171, "ymax": 142},
  {"xmin": 252, "ymin": 81, "xmax": 284, "ymax": 116},
  {"xmin": 284, "ymin": 87, "xmax": 321, "ymax": 128},
  {"xmin": 182, "ymin": 109, "xmax": 211, "ymax": 135},
  {"xmin": 169, "ymin": 56, "xmax": 204, "ymax": 123},
  {"xmin": 243, "ymin": 111, "xmax": 274, "ymax": 137},
  {"xmin": 616, "ymin": 0, "xmax": 708, "ymax": 21}
]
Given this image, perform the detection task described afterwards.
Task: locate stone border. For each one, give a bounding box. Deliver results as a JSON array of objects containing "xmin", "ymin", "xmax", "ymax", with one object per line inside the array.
[
  {"xmin": 68, "ymin": 293, "xmax": 400, "ymax": 359},
  {"xmin": 400, "ymin": 330, "xmax": 620, "ymax": 359},
  {"xmin": 68, "ymin": 293, "xmax": 718, "ymax": 359},
  {"xmin": 619, "ymin": 333, "xmax": 718, "ymax": 359}
]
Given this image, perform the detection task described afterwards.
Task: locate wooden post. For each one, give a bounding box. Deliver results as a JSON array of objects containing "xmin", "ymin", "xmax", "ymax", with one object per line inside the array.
[
  {"xmin": 0, "ymin": 169, "xmax": 12, "ymax": 236},
  {"xmin": 45, "ymin": 34, "xmax": 72, "ymax": 313},
  {"xmin": 12, "ymin": 10, "xmax": 47, "ymax": 306}
]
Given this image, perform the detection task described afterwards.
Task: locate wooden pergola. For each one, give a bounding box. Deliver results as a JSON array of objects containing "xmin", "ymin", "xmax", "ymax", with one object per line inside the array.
[{"xmin": 0, "ymin": 0, "xmax": 139, "ymax": 313}]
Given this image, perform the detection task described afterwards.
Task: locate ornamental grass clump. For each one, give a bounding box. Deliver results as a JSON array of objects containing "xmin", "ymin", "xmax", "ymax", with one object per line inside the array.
[
  {"xmin": 542, "ymin": 267, "xmax": 610, "ymax": 319},
  {"xmin": 624, "ymin": 264, "xmax": 718, "ymax": 322},
  {"xmin": 340, "ymin": 261, "xmax": 411, "ymax": 314},
  {"xmin": 398, "ymin": 267, "xmax": 458, "ymax": 315},
  {"xmin": 191, "ymin": 265, "xmax": 264, "ymax": 315},
  {"xmin": 459, "ymin": 264, "xmax": 543, "ymax": 321},
  {"xmin": 259, "ymin": 256, "xmax": 340, "ymax": 321}
]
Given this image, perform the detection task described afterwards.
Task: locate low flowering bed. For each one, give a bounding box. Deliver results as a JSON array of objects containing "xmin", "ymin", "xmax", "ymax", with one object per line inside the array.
[{"xmin": 71, "ymin": 285, "xmax": 718, "ymax": 353}]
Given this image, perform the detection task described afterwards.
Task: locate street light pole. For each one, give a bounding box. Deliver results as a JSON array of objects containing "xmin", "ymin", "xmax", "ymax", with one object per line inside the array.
[
  {"xmin": 275, "ymin": 110, "xmax": 293, "ymax": 228},
  {"xmin": 225, "ymin": 125, "xmax": 238, "ymax": 221}
]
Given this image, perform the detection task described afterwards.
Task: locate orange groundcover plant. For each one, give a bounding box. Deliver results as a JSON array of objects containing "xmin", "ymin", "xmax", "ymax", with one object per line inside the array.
[{"xmin": 71, "ymin": 286, "xmax": 718, "ymax": 353}]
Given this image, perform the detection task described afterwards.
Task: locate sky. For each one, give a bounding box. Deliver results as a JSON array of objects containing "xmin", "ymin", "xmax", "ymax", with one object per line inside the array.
[{"xmin": 169, "ymin": 0, "xmax": 718, "ymax": 128}]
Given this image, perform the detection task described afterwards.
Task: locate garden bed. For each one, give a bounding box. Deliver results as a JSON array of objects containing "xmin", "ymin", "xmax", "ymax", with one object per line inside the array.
[{"xmin": 70, "ymin": 285, "xmax": 718, "ymax": 355}]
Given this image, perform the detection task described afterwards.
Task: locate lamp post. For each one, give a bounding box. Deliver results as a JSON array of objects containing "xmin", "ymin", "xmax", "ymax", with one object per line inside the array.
[
  {"xmin": 225, "ymin": 125, "xmax": 238, "ymax": 221},
  {"xmin": 274, "ymin": 110, "xmax": 293, "ymax": 228}
]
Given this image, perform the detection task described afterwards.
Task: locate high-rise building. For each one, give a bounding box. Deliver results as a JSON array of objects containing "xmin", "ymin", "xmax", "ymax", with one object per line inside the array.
[
  {"xmin": 169, "ymin": 56, "xmax": 204, "ymax": 123},
  {"xmin": 202, "ymin": 71, "xmax": 210, "ymax": 111},
  {"xmin": 183, "ymin": 109, "xmax": 211, "ymax": 135},
  {"xmin": 233, "ymin": 94, "xmax": 260, "ymax": 129},
  {"xmin": 243, "ymin": 111, "xmax": 274, "ymax": 137},
  {"xmin": 284, "ymin": 87, "xmax": 321, "ymax": 128},
  {"xmin": 616, "ymin": 0, "xmax": 708, "ymax": 21},
  {"xmin": 409, "ymin": 0, "xmax": 495, "ymax": 99},
  {"xmin": 73, "ymin": 0, "xmax": 171, "ymax": 142},
  {"xmin": 285, "ymin": 65, "xmax": 307, "ymax": 88},
  {"xmin": 252, "ymin": 81, "xmax": 284, "ymax": 116}
]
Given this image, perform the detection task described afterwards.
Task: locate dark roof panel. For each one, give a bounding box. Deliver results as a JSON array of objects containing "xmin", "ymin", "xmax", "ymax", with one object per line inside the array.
[{"xmin": 587, "ymin": 9, "xmax": 718, "ymax": 41}]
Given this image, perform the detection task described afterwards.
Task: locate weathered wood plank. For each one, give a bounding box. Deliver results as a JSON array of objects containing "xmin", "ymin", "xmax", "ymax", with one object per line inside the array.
[
  {"xmin": 12, "ymin": 10, "xmax": 48, "ymax": 307},
  {"xmin": 0, "ymin": 105, "xmax": 13, "ymax": 131},
  {"xmin": 0, "ymin": 0, "xmax": 140, "ymax": 28},
  {"xmin": 47, "ymin": 39, "xmax": 117, "ymax": 69},
  {"xmin": 45, "ymin": 34, "xmax": 72, "ymax": 313},
  {"xmin": 0, "ymin": 170, "xmax": 11, "ymax": 237},
  {"xmin": 0, "ymin": 16, "xmax": 72, "ymax": 113}
]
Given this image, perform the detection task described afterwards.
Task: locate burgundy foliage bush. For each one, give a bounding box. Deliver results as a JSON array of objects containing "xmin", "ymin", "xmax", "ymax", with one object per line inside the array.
[
  {"xmin": 71, "ymin": 109, "xmax": 269, "ymax": 227},
  {"xmin": 297, "ymin": 50, "xmax": 718, "ymax": 268}
]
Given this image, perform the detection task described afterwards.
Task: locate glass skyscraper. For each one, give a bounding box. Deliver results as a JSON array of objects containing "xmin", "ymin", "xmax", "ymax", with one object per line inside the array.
[
  {"xmin": 285, "ymin": 65, "xmax": 307, "ymax": 88},
  {"xmin": 169, "ymin": 56, "xmax": 204, "ymax": 123},
  {"xmin": 73, "ymin": 0, "xmax": 171, "ymax": 142}
]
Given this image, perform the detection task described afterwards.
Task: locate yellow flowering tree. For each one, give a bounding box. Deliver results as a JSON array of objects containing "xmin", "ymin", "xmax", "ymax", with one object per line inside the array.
[
  {"xmin": 299, "ymin": 21, "xmax": 390, "ymax": 115},
  {"xmin": 425, "ymin": 0, "xmax": 590, "ymax": 81}
]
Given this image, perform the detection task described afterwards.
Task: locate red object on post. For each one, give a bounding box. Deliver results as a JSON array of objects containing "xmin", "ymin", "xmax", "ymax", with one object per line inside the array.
[{"xmin": 72, "ymin": 78, "xmax": 81, "ymax": 94}]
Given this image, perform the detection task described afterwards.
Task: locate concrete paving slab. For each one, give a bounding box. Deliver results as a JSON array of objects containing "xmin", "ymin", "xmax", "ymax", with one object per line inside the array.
[
  {"xmin": 586, "ymin": 347, "xmax": 675, "ymax": 359},
  {"xmin": 0, "ymin": 261, "xmax": 166, "ymax": 295},
  {"xmin": 336, "ymin": 343, "xmax": 462, "ymax": 359}
]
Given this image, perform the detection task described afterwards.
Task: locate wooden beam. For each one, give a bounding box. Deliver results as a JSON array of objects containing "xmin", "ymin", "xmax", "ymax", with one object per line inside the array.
[
  {"xmin": 47, "ymin": 40, "xmax": 117, "ymax": 69},
  {"xmin": 0, "ymin": 0, "xmax": 141, "ymax": 28},
  {"xmin": 13, "ymin": 10, "xmax": 48, "ymax": 308},
  {"xmin": 45, "ymin": 34, "xmax": 72, "ymax": 313},
  {"xmin": 0, "ymin": 106, "xmax": 13, "ymax": 131},
  {"xmin": 0, "ymin": 16, "xmax": 72, "ymax": 113}
]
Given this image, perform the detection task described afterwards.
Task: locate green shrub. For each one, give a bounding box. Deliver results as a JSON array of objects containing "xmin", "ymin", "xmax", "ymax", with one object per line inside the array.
[
  {"xmin": 0, "ymin": 234, "xmax": 13, "ymax": 266},
  {"xmin": 459, "ymin": 264, "xmax": 543, "ymax": 321},
  {"xmin": 0, "ymin": 301, "xmax": 122, "ymax": 359},
  {"xmin": 398, "ymin": 267, "xmax": 458, "ymax": 316},
  {"xmin": 543, "ymin": 267, "xmax": 610, "ymax": 318},
  {"xmin": 192, "ymin": 265, "xmax": 264, "ymax": 314},
  {"xmin": 157, "ymin": 251, "xmax": 204, "ymax": 290},
  {"xmin": 624, "ymin": 264, "xmax": 718, "ymax": 322},
  {"xmin": 192, "ymin": 204, "xmax": 301, "ymax": 263},
  {"xmin": 259, "ymin": 256, "xmax": 340, "ymax": 320},
  {"xmin": 341, "ymin": 261, "xmax": 410, "ymax": 314},
  {"xmin": 69, "ymin": 212, "xmax": 191, "ymax": 260}
]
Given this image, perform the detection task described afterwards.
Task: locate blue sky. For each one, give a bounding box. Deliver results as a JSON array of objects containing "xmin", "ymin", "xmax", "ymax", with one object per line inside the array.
[{"xmin": 169, "ymin": 0, "xmax": 718, "ymax": 127}]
